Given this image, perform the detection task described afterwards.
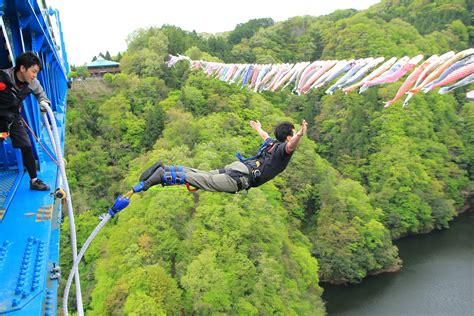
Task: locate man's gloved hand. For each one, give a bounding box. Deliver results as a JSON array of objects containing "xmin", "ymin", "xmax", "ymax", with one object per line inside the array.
[
  {"xmin": 40, "ymin": 101, "xmax": 49, "ymax": 113},
  {"xmin": 139, "ymin": 161, "xmax": 163, "ymax": 182}
]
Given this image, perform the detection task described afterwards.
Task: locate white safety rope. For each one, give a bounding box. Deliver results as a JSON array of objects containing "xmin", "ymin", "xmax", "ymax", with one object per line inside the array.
[
  {"xmin": 62, "ymin": 213, "xmax": 112, "ymax": 316},
  {"xmin": 41, "ymin": 104, "xmax": 84, "ymax": 316}
]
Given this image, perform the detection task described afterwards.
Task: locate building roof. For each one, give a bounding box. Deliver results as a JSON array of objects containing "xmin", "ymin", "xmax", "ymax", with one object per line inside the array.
[{"xmin": 86, "ymin": 58, "xmax": 120, "ymax": 68}]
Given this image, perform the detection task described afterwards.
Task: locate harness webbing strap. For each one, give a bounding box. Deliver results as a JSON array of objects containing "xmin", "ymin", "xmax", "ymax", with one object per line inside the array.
[
  {"xmin": 163, "ymin": 165, "xmax": 186, "ymax": 185},
  {"xmin": 170, "ymin": 166, "xmax": 176, "ymax": 183},
  {"xmin": 177, "ymin": 166, "xmax": 185, "ymax": 184},
  {"xmin": 236, "ymin": 138, "xmax": 275, "ymax": 162},
  {"xmin": 185, "ymin": 183, "xmax": 199, "ymax": 192}
]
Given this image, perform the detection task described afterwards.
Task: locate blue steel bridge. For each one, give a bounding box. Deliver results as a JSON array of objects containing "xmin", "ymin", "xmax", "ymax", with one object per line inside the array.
[{"xmin": 0, "ymin": 0, "xmax": 75, "ymax": 315}]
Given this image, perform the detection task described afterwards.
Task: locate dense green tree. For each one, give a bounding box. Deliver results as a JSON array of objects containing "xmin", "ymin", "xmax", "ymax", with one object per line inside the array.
[
  {"xmin": 121, "ymin": 28, "xmax": 169, "ymax": 77},
  {"xmin": 228, "ymin": 18, "xmax": 275, "ymax": 45},
  {"xmin": 204, "ymin": 35, "xmax": 232, "ymax": 62},
  {"xmin": 459, "ymin": 100, "xmax": 474, "ymax": 179},
  {"xmin": 67, "ymin": 70, "xmax": 77, "ymax": 80},
  {"xmin": 184, "ymin": 46, "xmax": 222, "ymax": 62},
  {"xmin": 110, "ymin": 265, "xmax": 182, "ymax": 315},
  {"xmin": 161, "ymin": 25, "xmax": 202, "ymax": 55},
  {"xmin": 367, "ymin": 0, "xmax": 471, "ymax": 36},
  {"xmin": 76, "ymin": 66, "xmax": 90, "ymax": 79},
  {"xmin": 115, "ymin": 51, "xmax": 123, "ymax": 62}
]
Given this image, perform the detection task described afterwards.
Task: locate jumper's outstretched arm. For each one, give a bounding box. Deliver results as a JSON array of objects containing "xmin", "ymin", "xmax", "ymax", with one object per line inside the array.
[
  {"xmin": 286, "ymin": 119, "xmax": 307, "ymax": 153},
  {"xmin": 250, "ymin": 120, "xmax": 270, "ymax": 140}
]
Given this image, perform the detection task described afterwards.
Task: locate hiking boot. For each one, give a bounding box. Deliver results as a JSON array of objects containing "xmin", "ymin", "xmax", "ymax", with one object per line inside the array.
[
  {"xmin": 30, "ymin": 178, "xmax": 50, "ymax": 191},
  {"xmin": 143, "ymin": 167, "xmax": 164, "ymax": 191},
  {"xmin": 139, "ymin": 160, "xmax": 163, "ymax": 182}
]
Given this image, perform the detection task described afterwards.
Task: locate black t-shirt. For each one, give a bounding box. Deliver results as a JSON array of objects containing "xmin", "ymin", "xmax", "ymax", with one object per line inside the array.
[{"xmin": 252, "ymin": 140, "xmax": 293, "ymax": 187}]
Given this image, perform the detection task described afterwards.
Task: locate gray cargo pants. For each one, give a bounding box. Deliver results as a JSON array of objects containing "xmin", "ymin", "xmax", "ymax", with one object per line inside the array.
[{"xmin": 184, "ymin": 161, "xmax": 251, "ymax": 193}]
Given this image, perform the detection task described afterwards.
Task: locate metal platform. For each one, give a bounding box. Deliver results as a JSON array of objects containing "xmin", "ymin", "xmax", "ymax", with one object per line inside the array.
[
  {"xmin": 0, "ymin": 170, "xmax": 21, "ymax": 221},
  {"xmin": 0, "ymin": 162, "xmax": 61, "ymax": 315}
]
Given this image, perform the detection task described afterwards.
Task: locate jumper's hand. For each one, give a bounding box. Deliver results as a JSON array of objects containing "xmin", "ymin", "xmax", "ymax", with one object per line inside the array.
[
  {"xmin": 298, "ymin": 119, "xmax": 307, "ymax": 136},
  {"xmin": 251, "ymin": 119, "xmax": 270, "ymax": 140},
  {"xmin": 250, "ymin": 120, "xmax": 261, "ymax": 130},
  {"xmin": 40, "ymin": 101, "xmax": 49, "ymax": 113}
]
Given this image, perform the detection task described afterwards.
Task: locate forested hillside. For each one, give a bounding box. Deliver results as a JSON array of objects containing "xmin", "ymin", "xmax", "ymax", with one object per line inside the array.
[{"xmin": 62, "ymin": 0, "xmax": 473, "ymax": 314}]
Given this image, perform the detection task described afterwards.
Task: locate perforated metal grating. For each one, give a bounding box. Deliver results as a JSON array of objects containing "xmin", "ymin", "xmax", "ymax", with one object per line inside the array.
[{"xmin": 0, "ymin": 170, "xmax": 18, "ymax": 206}]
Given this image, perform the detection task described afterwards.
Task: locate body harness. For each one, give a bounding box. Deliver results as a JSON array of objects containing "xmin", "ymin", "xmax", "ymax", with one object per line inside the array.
[{"xmin": 236, "ymin": 137, "xmax": 277, "ymax": 186}]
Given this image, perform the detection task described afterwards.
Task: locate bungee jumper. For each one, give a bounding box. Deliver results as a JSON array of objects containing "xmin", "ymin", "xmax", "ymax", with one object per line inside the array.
[{"xmin": 139, "ymin": 119, "xmax": 308, "ymax": 193}]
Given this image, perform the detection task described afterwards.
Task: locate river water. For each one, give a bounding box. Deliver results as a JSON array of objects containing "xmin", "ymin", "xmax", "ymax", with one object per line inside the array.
[{"xmin": 323, "ymin": 212, "xmax": 474, "ymax": 316}]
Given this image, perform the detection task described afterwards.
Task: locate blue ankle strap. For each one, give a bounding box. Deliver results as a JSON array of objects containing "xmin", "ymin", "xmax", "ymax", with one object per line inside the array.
[{"xmin": 163, "ymin": 166, "xmax": 185, "ymax": 185}]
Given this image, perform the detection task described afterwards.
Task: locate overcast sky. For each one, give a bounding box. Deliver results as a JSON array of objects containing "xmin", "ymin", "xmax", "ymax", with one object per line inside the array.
[{"xmin": 48, "ymin": 0, "xmax": 381, "ymax": 66}]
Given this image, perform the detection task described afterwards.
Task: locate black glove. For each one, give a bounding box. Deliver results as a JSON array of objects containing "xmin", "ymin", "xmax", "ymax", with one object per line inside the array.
[{"xmin": 139, "ymin": 161, "xmax": 163, "ymax": 182}]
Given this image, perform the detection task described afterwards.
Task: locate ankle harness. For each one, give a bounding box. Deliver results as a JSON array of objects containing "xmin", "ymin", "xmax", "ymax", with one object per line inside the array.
[{"xmin": 162, "ymin": 166, "xmax": 186, "ymax": 185}]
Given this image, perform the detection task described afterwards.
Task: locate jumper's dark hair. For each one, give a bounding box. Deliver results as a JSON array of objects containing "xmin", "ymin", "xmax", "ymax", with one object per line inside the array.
[
  {"xmin": 14, "ymin": 52, "xmax": 42, "ymax": 72},
  {"xmin": 274, "ymin": 122, "xmax": 295, "ymax": 142}
]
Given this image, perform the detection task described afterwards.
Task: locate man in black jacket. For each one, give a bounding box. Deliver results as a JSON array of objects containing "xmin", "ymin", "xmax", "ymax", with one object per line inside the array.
[
  {"xmin": 0, "ymin": 52, "xmax": 50, "ymax": 191},
  {"xmin": 139, "ymin": 119, "xmax": 307, "ymax": 193}
]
